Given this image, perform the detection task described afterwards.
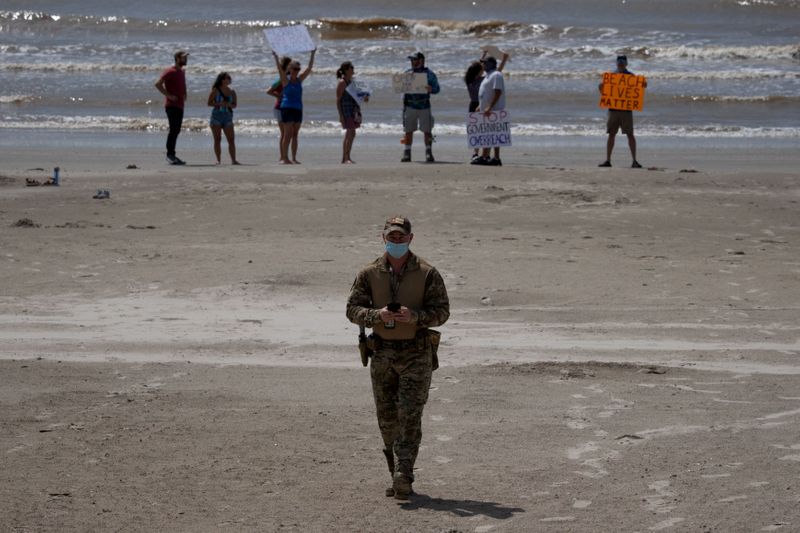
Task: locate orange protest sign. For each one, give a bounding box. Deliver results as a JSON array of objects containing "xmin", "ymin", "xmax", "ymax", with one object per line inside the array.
[{"xmin": 598, "ymin": 72, "xmax": 647, "ymax": 111}]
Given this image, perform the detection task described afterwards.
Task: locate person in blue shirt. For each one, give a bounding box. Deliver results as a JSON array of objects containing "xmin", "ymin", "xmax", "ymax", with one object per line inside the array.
[
  {"xmin": 401, "ymin": 52, "xmax": 440, "ymax": 163},
  {"xmin": 272, "ymin": 49, "xmax": 316, "ymax": 164}
]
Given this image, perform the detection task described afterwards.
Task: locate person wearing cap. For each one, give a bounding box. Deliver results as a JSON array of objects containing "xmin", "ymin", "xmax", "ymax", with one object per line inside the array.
[
  {"xmin": 464, "ymin": 50, "xmax": 509, "ymax": 162},
  {"xmin": 598, "ymin": 55, "xmax": 645, "ymax": 168},
  {"xmin": 346, "ymin": 215, "xmax": 450, "ymax": 500},
  {"xmin": 401, "ymin": 52, "xmax": 440, "ymax": 163},
  {"xmin": 472, "ymin": 55, "xmax": 506, "ymax": 166},
  {"xmin": 155, "ymin": 50, "xmax": 189, "ymax": 165}
]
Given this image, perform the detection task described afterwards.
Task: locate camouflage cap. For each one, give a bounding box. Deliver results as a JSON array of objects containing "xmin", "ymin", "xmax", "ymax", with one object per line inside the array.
[{"xmin": 383, "ymin": 215, "xmax": 412, "ymax": 236}]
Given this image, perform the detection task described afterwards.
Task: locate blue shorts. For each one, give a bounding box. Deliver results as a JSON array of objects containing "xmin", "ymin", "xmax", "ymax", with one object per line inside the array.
[
  {"xmin": 210, "ymin": 109, "xmax": 233, "ymax": 128},
  {"xmin": 280, "ymin": 107, "xmax": 303, "ymax": 123}
]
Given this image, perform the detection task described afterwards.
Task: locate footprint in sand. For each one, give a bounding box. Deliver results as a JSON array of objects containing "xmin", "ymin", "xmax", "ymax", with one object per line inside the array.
[
  {"xmin": 648, "ymin": 517, "xmax": 685, "ymax": 531},
  {"xmin": 644, "ymin": 480, "xmax": 677, "ymax": 514},
  {"xmin": 435, "ymin": 435, "xmax": 452, "ymax": 442},
  {"xmin": 474, "ymin": 526, "xmax": 495, "ymax": 532},
  {"xmin": 430, "ymin": 415, "xmax": 445, "ymax": 422},
  {"xmin": 433, "ymin": 456, "xmax": 452, "ymax": 464},
  {"xmin": 442, "ymin": 376, "xmax": 461, "ymax": 384},
  {"xmin": 718, "ymin": 495, "xmax": 748, "ymax": 503},
  {"xmin": 540, "ymin": 516, "xmax": 575, "ymax": 523},
  {"xmin": 572, "ymin": 500, "xmax": 591, "ymax": 509},
  {"xmin": 772, "ymin": 443, "xmax": 800, "ymax": 462}
]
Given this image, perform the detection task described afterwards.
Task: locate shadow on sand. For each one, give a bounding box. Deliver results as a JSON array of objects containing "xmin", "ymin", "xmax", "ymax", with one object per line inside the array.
[{"xmin": 400, "ymin": 493, "xmax": 525, "ymax": 519}]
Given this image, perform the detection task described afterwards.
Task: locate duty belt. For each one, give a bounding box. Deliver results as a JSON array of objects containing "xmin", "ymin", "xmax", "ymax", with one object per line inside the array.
[{"xmin": 370, "ymin": 334, "xmax": 426, "ymax": 351}]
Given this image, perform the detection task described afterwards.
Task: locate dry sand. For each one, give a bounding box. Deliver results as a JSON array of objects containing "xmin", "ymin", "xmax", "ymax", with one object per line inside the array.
[{"xmin": 1, "ymin": 141, "xmax": 799, "ymax": 531}]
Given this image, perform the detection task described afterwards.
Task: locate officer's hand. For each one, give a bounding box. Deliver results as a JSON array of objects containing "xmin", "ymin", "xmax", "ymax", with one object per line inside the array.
[
  {"xmin": 394, "ymin": 306, "xmax": 416, "ymax": 323},
  {"xmin": 379, "ymin": 307, "xmax": 396, "ymax": 323}
]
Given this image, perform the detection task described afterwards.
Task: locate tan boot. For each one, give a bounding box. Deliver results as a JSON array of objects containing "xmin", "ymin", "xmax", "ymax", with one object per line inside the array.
[{"xmin": 392, "ymin": 472, "xmax": 413, "ymax": 500}]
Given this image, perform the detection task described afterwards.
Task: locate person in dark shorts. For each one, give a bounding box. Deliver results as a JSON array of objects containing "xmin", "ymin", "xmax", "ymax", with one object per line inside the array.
[
  {"xmin": 598, "ymin": 55, "xmax": 646, "ymax": 168},
  {"xmin": 464, "ymin": 50, "xmax": 508, "ymax": 162},
  {"xmin": 266, "ymin": 56, "xmax": 292, "ymax": 163},
  {"xmin": 271, "ymin": 48, "xmax": 315, "ymax": 164}
]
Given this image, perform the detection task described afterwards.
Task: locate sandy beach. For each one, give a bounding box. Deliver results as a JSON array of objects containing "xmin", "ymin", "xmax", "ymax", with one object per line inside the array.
[{"xmin": 2, "ymin": 140, "xmax": 799, "ymax": 532}]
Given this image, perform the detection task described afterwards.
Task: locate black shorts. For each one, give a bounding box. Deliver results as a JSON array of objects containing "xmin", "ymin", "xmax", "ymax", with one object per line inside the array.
[{"xmin": 280, "ymin": 108, "xmax": 303, "ymax": 123}]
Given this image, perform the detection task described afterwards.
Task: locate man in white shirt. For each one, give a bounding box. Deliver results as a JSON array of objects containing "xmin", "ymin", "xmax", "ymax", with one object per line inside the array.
[{"xmin": 473, "ymin": 56, "xmax": 505, "ymax": 166}]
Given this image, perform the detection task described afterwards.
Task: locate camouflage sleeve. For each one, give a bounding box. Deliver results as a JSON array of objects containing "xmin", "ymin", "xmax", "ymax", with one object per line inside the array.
[
  {"xmin": 346, "ymin": 269, "xmax": 382, "ymax": 328},
  {"xmin": 416, "ymin": 267, "xmax": 450, "ymax": 327}
]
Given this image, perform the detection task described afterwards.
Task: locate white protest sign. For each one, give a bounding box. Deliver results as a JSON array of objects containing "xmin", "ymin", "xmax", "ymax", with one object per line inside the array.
[
  {"xmin": 345, "ymin": 80, "xmax": 371, "ymax": 105},
  {"xmin": 392, "ymin": 72, "xmax": 428, "ymax": 94},
  {"xmin": 263, "ymin": 25, "xmax": 316, "ymax": 56},
  {"xmin": 481, "ymin": 45, "xmax": 508, "ymax": 60},
  {"xmin": 466, "ymin": 110, "xmax": 512, "ymax": 148}
]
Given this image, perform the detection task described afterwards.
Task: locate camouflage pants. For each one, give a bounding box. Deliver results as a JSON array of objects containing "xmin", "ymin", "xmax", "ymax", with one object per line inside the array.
[{"xmin": 370, "ymin": 344, "xmax": 433, "ymax": 481}]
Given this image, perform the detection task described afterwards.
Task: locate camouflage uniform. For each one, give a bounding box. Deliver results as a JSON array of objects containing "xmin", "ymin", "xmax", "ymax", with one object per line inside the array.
[{"xmin": 346, "ymin": 252, "xmax": 449, "ymax": 490}]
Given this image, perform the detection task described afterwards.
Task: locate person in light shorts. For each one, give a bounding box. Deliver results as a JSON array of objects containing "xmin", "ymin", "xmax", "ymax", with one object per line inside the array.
[
  {"xmin": 598, "ymin": 55, "xmax": 646, "ymax": 168},
  {"xmin": 401, "ymin": 52, "xmax": 440, "ymax": 163}
]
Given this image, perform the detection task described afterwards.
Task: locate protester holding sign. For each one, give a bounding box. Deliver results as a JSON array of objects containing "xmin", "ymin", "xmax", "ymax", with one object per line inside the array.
[
  {"xmin": 401, "ymin": 52, "xmax": 440, "ymax": 163},
  {"xmin": 336, "ymin": 61, "xmax": 367, "ymax": 164},
  {"xmin": 598, "ymin": 55, "xmax": 647, "ymax": 168},
  {"xmin": 266, "ymin": 56, "xmax": 292, "ymax": 163},
  {"xmin": 272, "ymin": 49, "xmax": 316, "ymax": 164},
  {"xmin": 465, "ymin": 50, "xmax": 508, "ymax": 162},
  {"xmin": 471, "ymin": 56, "xmax": 507, "ymax": 166}
]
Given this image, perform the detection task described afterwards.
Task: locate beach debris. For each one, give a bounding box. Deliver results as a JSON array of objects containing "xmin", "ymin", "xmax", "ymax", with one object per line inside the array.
[
  {"xmin": 644, "ymin": 366, "xmax": 667, "ymax": 374},
  {"xmin": 647, "ymin": 167, "xmax": 665, "ymax": 171},
  {"xmin": 560, "ymin": 368, "xmax": 595, "ymax": 380},
  {"xmin": 12, "ymin": 218, "xmax": 40, "ymax": 228},
  {"xmin": 126, "ymin": 164, "xmax": 138, "ymax": 169},
  {"xmin": 615, "ymin": 434, "xmax": 644, "ymax": 440},
  {"xmin": 679, "ymin": 169, "xmax": 699, "ymax": 173},
  {"xmin": 484, "ymin": 184, "xmax": 504, "ymax": 191},
  {"xmin": 92, "ymin": 189, "xmax": 111, "ymax": 199},
  {"xmin": 125, "ymin": 224, "xmax": 156, "ymax": 230},
  {"xmin": 26, "ymin": 167, "xmax": 45, "ymax": 171},
  {"xmin": 25, "ymin": 178, "xmax": 58, "ymax": 187},
  {"xmin": 0, "ymin": 175, "xmax": 16, "ymax": 185},
  {"xmin": 480, "ymin": 296, "xmax": 493, "ymax": 306},
  {"xmin": 615, "ymin": 196, "xmax": 631, "ymax": 205}
]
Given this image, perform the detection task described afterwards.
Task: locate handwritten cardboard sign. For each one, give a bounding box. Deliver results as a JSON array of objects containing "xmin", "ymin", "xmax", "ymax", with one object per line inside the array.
[
  {"xmin": 263, "ymin": 25, "xmax": 316, "ymax": 56},
  {"xmin": 598, "ymin": 72, "xmax": 647, "ymax": 111},
  {"xmin": 466, "ymin": 110, "xmax": 512, "ymax": 148},
  {"xmin": 392, "ymin": 72, "xmax": 428, "ymax": 94}
]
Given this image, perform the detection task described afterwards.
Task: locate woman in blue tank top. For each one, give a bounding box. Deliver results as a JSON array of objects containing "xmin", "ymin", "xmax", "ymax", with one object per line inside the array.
[
  {"xmin": 207, "ymin": 72, "xmax": 240, "ymax": 165},
  {"xmin": 272, "ymin": 48, "xmax": 316, "ymax": 164}
]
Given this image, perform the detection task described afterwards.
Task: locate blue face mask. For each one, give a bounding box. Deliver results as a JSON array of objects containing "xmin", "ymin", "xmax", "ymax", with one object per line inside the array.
[{"xmin": 385, "ymin": 241, "xmax": 409, "ymax": 258}]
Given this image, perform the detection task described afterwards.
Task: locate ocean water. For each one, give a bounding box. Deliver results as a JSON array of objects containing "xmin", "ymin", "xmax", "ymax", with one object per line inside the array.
[{"xmin": 1, "ymin": 0, "xmax": 798, "ymax": 150}]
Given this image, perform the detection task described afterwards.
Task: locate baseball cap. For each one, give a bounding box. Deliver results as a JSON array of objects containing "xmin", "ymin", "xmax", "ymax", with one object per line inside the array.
[
  {"xmin": 407, "ymin": 52, "xmax": 425, "ymax": 61},
  {"xmin": 616, "ymin": 54, "xmax": 628, "ymax": 63},
  {"xmin": 383, "ymin": 216, "xmax": 412, "ymax": 236},
  {"xmin": 483, "ymin": 56, "xmax": 498, "ymax": 67},
  {"xmin": 174, "ymin": 50, "xmax": 190, "ymax": 60}
]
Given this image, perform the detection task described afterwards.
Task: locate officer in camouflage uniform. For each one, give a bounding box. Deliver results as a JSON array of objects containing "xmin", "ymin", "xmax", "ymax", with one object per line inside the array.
[{"xmin": 346, "ymin": 215, "xmax": 450, "ymax": 500}]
